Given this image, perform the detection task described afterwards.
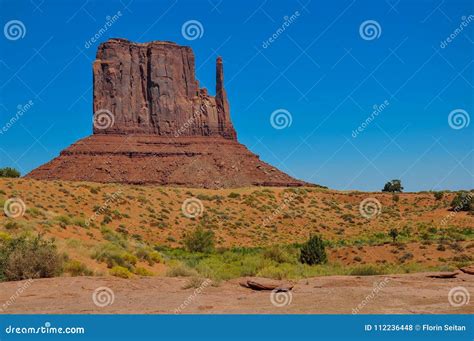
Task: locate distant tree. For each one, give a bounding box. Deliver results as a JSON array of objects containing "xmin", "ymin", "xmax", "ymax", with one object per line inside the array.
[
  {"xmin": 0, "ymin": 167, "xmax": 20, "ymax": 178},
  {"xmin": 450, "ymin": 192, "xmax": 474, "ymax": 212},
  {"xmin": 388, "ymin": 228, "xmax": 399, "ymax": 243},
  {"xmin": 299, "ymin": 235, "xmax": 327, "ymax": 265},
  {"xmin": 382, "ymin": 179, "xmax": 403, "ymax": 193},
  {"xmin": 433, "ymin": 191, "xmax": 444, "ymax": 201}
]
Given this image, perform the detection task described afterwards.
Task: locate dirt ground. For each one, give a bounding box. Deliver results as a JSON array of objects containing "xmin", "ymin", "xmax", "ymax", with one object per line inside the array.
[{"xmin": 0, "ymin": 272, "xmax": 472, "ymax": 314}]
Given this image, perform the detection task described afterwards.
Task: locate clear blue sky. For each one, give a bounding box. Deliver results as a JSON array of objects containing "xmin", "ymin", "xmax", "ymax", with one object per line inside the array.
[{"xmin": 0, "ymin": 0, "xmax": 472, "ymax": 191}]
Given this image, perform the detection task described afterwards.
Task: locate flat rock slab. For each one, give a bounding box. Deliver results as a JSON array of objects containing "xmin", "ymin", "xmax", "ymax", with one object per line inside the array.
[
  {"xmin": 427, "ymin": 271, "xmax": 459, "ymax": 279},
  {"xmin": 460, "ymin": 266, "xmax": 474, "ymax": 275}
]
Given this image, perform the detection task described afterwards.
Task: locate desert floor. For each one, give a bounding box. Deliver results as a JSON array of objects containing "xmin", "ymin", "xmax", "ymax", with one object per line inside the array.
[{"xmin": 0, "ymin": 272, "xmax": 472, "ymax": 314}]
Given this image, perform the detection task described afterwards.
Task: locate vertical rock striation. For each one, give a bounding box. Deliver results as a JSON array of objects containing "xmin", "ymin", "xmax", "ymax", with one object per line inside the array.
[
  {"xmin": 93, "ymin": 38, "xmax": 236, "ymax": 139},
  {"xmin": 27, "ymin": 38, "xmax": 309, "ymax": 188}
]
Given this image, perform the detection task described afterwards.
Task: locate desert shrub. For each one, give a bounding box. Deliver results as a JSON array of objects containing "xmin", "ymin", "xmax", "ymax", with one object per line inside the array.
[
  {"xmin": 135, "ymin": 247, "xmax": 163, "ymax": 265},
  {"xmin": 434, "ymin": 191, "xmax": 444, "ymax": 201},
  {"xmin": 349, "ymin": 265, "xmax": 384, "ymax": 276},
  {"xmin": 92, "ymin": 243, "xmax": 136, "ymax": 270},
  {"xmin": 0, "ymin": 167, "xmax": 20, "ymax": 178},
  {"xmin": 0, "ymin": 234, "xmax": 63, "ymax": 281},
  {"xmin": 134, "ymin": 267, "xmax": 154, "ymax": 276},
  {"xmin": 299, "ymin": 235, "xmax": 327, "ymax": 265},
  {"xmin": 4, "ymin": 221, "xmax": 19, "ymax": 230},
  {"xmin": 263, "ymin": 246, "xmax": 294, "ymax": 264},
  {"xmin": 64, "ymin": 260, "xmax": 93, "ymax": 276},
  {"xmin": 166, "ymin": 262, "xmax": 198, "ymax": 277},
  {"xmin": 182, "ymin": 276, "xmax": 207, "ymax": 289},
  {"xmin": 183, "ymin": 227, "xmax": 215, "ymax": 253},
  {"xmin": 109, "ymin": 265, "xmax": 132, "ymax": 278},
  {"xmin": 228, "ymin": 192, "xmax": 240, "ymax": 199},
  {"xmin": 388, "ymin": 228, "xmax": 399, "ymax": 242},
  {"xmin": 382, "ymin": 179, "xmax": 403, "ymax": 193},
  {"xmin": 450, "ymin": 192, "xmax": 473, "ymax": 212}
]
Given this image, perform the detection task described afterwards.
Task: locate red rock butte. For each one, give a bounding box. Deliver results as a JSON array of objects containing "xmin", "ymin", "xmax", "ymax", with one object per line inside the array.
[{"xmin": 27, "ymin": 38, "xmax": 308, "ymax": 188}]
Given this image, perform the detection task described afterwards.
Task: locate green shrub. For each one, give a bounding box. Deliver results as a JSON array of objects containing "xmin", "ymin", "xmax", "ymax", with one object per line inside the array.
[
  {"xmin": 64, "ymin": 260, "xmax": 93, "ymax": 276},
  {"xmin": 299, "ymin": 235, "xmax": 327, "ymax": 265},
  {"xmin": 263, "ymin": 246, "xmax": 294, "ymax": 264},
  {"xmin": 434, "ymin": 191, "xmax": 444, "ymax": 200},
  {"xmin": 450, "ymin": 192, "xmax": 473, "ymax": 212},
  {"xmin": 0, "ymin": 234, "xmax": 63, "ymax": 281},
  {"xmin": 349, "ymin": 265, "xmax": 384, "ymax": 276},
  {"xmin": 166, "ymin": 262, "xmax": 198, "ymax": 277},
  {"xmin": 110, "ymin": 265, "xmax": 132, "ymax": 278},
  {"xmin": 183, "ymin": 227, "xmax": 215, "ymax": 253},
  {"xmin": 92, "ymin": 243, "xmax": 136, "ymax": 270},
  {"xmin": 228, "ymin": 192, "xmax": 241, "ymax": 199},
  {"xmin": 0, "ymin": 167, "xmax": 20, "ymax": 178},
  {"xmin": 134, "ymin": 267, "xmax": 154, "ymax": 276}
]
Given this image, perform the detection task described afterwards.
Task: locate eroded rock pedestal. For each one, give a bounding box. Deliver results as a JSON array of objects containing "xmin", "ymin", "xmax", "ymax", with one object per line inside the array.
[{"xmin": 27, "ymin": 39, "xmax": 307, "ymax": 188}]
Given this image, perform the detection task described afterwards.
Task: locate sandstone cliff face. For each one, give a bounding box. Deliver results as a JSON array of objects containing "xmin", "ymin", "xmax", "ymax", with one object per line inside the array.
[
  {"xmin": 93, "ymin": 38, "xmax": 236, "ymax": 139},
  {"xmin": 27, "ymin": 39, "xmax": 308, "ymax": 188}
]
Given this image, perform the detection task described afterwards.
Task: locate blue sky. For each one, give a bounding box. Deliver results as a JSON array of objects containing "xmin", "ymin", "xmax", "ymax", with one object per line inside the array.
[{"xmin": 0, "ymin": 0, "xmax": 472, "ymax": 191}]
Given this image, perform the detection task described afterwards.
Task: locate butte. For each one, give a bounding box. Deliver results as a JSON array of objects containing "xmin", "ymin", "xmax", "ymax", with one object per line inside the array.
[{"xmin": 27, "ymin": 38, "xmax": 308, "ymax": 188}]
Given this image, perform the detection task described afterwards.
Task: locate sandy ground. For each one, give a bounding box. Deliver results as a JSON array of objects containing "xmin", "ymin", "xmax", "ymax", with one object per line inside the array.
[{"xmin": 0, "ymin": 272, "xmax": 472, "ymax": 314}]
